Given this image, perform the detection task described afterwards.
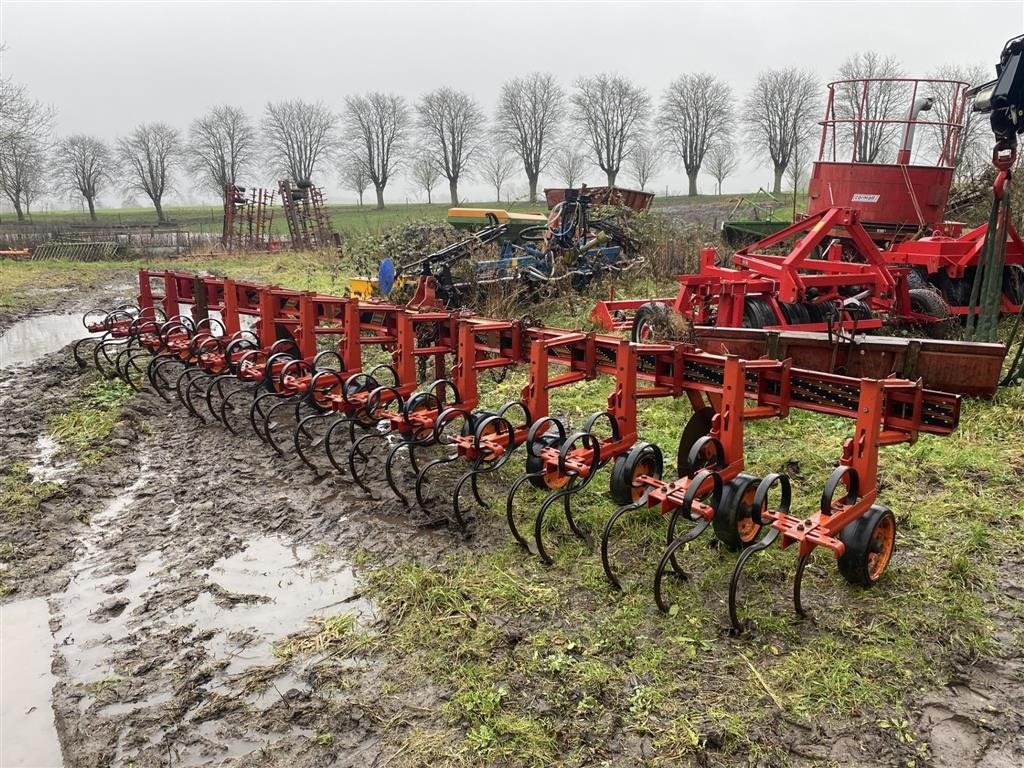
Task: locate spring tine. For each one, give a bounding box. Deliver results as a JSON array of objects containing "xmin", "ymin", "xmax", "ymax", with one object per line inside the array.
[
  {"xmin": 184, "ymin": 373, "xmax": 211, "ymax": 421},
  {"xmin": 204, "ymin": 374, "xmax": 231, "ymax": 422},
  {"xmin": 72, "ymin": 337, "xmax": 97, "ymax": 368},
  {"xmin": 265, "ymin": 398, "xmax": 298, "ymax": 456},
  {"xmin": 324, "ymin": 416, "xmax": 355, "ymax": 475},
  {"xmin": 794, "ymin": 550, "xmax": 812, "ymax": 620},
  {"xmin": 123, "ymin": 352, "xmax": 148, "ymax": 391},
  {"xmin": 348, "ymin": 433, "xmax": 385, "ymax": 494},
  {"xmin": 653, "ymin": 518, "xmax": 711, "ymax": 613},
  {"xmin": 414, "ymin": 454, "xmax": 457, "ymax": 508},
  {"xmin": 294, "ymin": 412, "xmax": 331, "ymax": 470},
  {"xmin": 533, "ymin": 480, "xmax": 580, "ymax": 566},
  {"xmin": 728, "ymin": 528, "xmax": 781, "ymax": 634},
  {"xmin": 384, "ymin": 440, "xmax": 414, "ymax": 506},
  {"xmin": 599, "ymin": 498, "xmax": 650, "ymax": 591},
  {"xmin": 220, "ymin": 386, "xmax": 252, "ymax": 435},
  {"xmin": 505, "ymin": 472, "xmax": 542, "ymax": 552}
]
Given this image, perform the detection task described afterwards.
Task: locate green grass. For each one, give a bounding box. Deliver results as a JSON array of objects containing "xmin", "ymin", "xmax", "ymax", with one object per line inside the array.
[
  {"xmin": 48, "ymin": 377, "xmax": 135, "ymax": 464},
  {"xmin": 0, "ymin": 463, "xmax": 61, "ymax": 597},
  {"xmin": 3, "ymin": 191, "xmax": 807, "ymax": 238},
  {"xmin": 270, "ymin": 379, "xmax": 1021, "ymax": 767}
]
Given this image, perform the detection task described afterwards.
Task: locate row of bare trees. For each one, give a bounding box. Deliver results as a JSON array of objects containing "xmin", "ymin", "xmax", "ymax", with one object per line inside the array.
[{"xmin": 0, "ymin": 54, "xmax": 994, "ymax": 223}]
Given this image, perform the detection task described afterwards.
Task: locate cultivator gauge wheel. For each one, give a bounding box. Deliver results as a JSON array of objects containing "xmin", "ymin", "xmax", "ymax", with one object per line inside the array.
[{"xmin": 711, "ymin": 473, "xmax": 763, "ymax": 551}]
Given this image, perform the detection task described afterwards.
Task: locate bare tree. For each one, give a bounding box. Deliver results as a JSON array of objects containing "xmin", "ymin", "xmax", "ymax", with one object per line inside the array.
[
  {"xmin": 703, "ymin": 143, "xmax": 739, "ymax": 195},
  {"xmin": 495, "ymin": 72, "xmax": 563, "ymax": 203},
  {"xmin": 479, "ymin": 148, "xmax": 517, "ymax": 202},
  {"xmin": 743, "ymin": 68, "xmax": 820, "ymax": 194},
  {"xmin": 928, "ymin": 63, "xmax": 991, "ymax": 183},
  {"xmin": 835, "ymin": 52, "xmax": 906, "ymax": 163},
  {"xmin": 340, "ymin": 157, "xmax": 369, "ymax": 206},
  {"xmin": 187, "ymin": 105, "xmax": 256, "ymax": 195},
  {"xmin": 658, "ymin": 73, "xmax": 733, "ymax": 195},
  {"xmin": 0, "ymin": 79, "xmax": 54, "ymax": 222},
  {"xmin": 410, "ymin": 153, "xmax": 440, "ymax": 204},
  {"xmin": 342, "ymin": 92, "xmax": 410, "ymax": 209},
  {"xmin": 117, "ymin": 122, "xmax": 182, "ymax": 224},
  {"xmin": 54, "ymin": 135, "xmax": 112, "ymax": 221},
  {"xmin": 417, "ymin": 88, "xmax": 485, "ymax": 205},
  {"xmin": 262, "ymin": 99, "xmax": 337, "ymax": 184},
  {"xmin": 571, "ymin": 74, "xmax": 651, "ymax": 186},
  {"xmin": 627, "ymin": 138, "xmax": 661, "ymax": 191},
  {"xmin": 551, "ymin": 148, "xmax": 587, "ymax": 188}
]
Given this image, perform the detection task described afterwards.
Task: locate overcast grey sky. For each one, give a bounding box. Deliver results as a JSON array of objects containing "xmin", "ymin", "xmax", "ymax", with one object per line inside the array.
[{"xmin": 1, "ymin": 1, "xmax": 1021, "ymax": 209}]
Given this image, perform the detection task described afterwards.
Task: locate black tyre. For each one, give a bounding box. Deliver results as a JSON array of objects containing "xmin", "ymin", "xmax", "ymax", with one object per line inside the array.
[
  {"xmin": 631, "ymin": 302, "xmax": 667, "ymax": 343},
  {"xmin": 676, "ymin": 407, "xmax": 715, "ymax": 478},
  {"xmin": 526, "ymin": 431, "xmax": 569, "ymax": 490},
  {"xmin": 711, "ymin": 473, "xmax": 762, "ymax": 551},
  {"xmin": 837, "ymin": 505, "xmax": 896, "ymax": 586},
  {"xmin": 609, "ymin": 442, "xmax": 663, "ymax": 505}
]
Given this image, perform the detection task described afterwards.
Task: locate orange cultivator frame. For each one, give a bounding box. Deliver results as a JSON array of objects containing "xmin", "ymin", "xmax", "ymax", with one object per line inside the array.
[{"xmin": 76, "ymin": 270, "xmax": 962, "ymax": 631}]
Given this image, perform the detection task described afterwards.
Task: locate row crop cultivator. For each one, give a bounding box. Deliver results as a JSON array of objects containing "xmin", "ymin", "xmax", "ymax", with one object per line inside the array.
[{"xmin": 73, "ymin": 268, "xmax": 964, "ymax": 632}]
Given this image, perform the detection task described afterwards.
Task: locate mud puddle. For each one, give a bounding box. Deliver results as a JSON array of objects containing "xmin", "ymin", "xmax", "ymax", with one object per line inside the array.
[
  {"xmin": 0, "ymin": 313, "xmax": 89, "ymax": 369},
  {"xmin": 28, "ymin": 434, "xmax": 79, "ymax": 484},
  {"xmin": 0, "ymin": 597, "xmax": 64, "ymax": 767},
  {"xmin": 176, "ymin": 535, "xmax": 367, "ymax": 677}
]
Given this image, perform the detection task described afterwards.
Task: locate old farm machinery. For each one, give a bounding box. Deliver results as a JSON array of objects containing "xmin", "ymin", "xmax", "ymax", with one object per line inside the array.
[
  {"xmin": 593, "ymin": 74, "xmax": 1024, "ymax": 338},
  {"xmin": 351, "ymin": 188, "xmax": 643, "ymax": 310},
  {"xmin": 72, "ymin": 267, "xmax": 972, "ymax": 633}
]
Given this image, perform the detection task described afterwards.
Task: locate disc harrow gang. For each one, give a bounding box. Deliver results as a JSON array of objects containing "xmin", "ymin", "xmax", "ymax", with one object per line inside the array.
[{"xmin": 76, "ymin": 269, "xmax": 963, "ymax": 632}]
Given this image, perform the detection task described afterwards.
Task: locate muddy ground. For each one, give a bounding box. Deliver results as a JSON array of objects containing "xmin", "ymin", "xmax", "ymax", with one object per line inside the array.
[{"xmin": 1, "ymin": 283, "xmax": 1022, "ymax": 768}]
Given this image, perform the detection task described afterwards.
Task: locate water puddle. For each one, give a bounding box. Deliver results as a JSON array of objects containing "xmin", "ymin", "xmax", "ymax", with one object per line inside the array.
[
  {"xmin": 0, "ymin": 313, "xmax": 90, "ymax": 369},
  {"xmin": 170, "ymin": 535, "xmax": 367, "ymax": 675},
  {"xmin": 54, "ymin": 467, "xmax": 155, "ymax": 686},
  {"xmin": 28, "ymin": 433, "xmax": 79, "ymax": 484},
  {"xmin": 0, "ymin": 598, "xmax": 64, "ymax": 767}
]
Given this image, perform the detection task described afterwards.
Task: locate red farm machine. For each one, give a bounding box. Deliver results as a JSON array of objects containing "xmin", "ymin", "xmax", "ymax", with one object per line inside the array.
[
  {"xmin": 67, "ymin": 36, "xmax": 1023, "ymax": 635},
  {"xmin": 593, "ymin": 74, "xmax": 1024, "ymax": 339}
]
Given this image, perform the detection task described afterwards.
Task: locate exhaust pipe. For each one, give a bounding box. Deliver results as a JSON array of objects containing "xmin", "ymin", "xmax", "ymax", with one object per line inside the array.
[{"xmin": 897, "ymin": 96, "xmax": 933, "ymax": 164}]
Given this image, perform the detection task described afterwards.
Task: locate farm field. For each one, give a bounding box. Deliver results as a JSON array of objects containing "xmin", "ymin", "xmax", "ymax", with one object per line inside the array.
[
  {"xmin": 0, "ymin": 190, "xmax": 802, "ymax": 239},
  {"xmin": 1, "ymin": 247, "xmax": 1021, "ymax": 768}
]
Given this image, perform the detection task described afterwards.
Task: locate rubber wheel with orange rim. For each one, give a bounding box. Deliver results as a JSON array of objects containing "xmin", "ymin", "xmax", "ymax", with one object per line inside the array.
[
  {"xmin": 711, "ymin": 473, "xmax": 762, "ymax": 551},
  {"xmin": 527, "ymin": 432, "xmax": 572, "ymax": 491},
  {"xmin": 609, "ymin": 442, "xmax": 664, "ymax": 505},
  {"xmin": 837, "ymin": 505, "xmax": 896, "ymax": 586}
]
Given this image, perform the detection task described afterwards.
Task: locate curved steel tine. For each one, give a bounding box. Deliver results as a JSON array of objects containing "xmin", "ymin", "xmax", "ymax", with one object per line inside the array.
[
  {"xmin": 205, "ymin": 374, "xmax": 231, "ymax": 422},
  {"xmin": 384, "ymin": 439, "xmax": 415, "ymax": 506},
  {"xmin": 348, "ymin": 432, "xmax": 386, "ymax": 494},
  {"xmin": 124, "ymin": 352, "xmax": 149, "ymax": 391},
  {"xmin": 324, "ymin": 417, "xmax": 358, "ymax": 476},
  {"xmin": 599, "ymin": 497, "xmax": 651, "ymax": 591},
  {"xmin": 294, "ymin": 412, "xmax": 332, "ymax": 470},
  {"xmin": 413, "ymin": 453, "xmax": 458, "ymax": 509},
  {"xmin": 265, "ymin": 398, "xmax": 298, "ymax": 456},
  {"xmin": 794, "ymin": 550, "xmax": 812, "ymax": 620},
  {"xmin": 148, "ymin": 357, "xmax": 174, "ymax": 400},
  {"xmin": 249, "ymin": 392, "xmax": 277, "ymax": 440},
  {"xmin": 451, "ymin": 459, "xmax": 488, "ymax": 530},
  {"xmin": 563, "ymin": 487, "xmax": 589, "ymax": 541},
  {"xmin": 653, "ymin": 518, "xmax": 711, "ymax": 613},
  {"xmin": 220, "ymin": 386, "xmax": 253, "ymax": 435},
  {"xmin": 533, "ymin": 481, "xmax": 581, "ymax": 566},
  {"xmin": 174, "ymin": 367, "xmax": 195, "ymax": 410},
  {"xmin": 184, "ymin": 373, "xmax": 211, "ymax": 421},
  {"xmin": 72, "ymin": 337, "xmax": 97, "ymax": 368},
  {"xmin": 505, "ymin": 472, "xmax": 542, "ymax": 552},
  {"xmin": 728, "ymin": 528, "xmax": 781, "ymax": 635}
]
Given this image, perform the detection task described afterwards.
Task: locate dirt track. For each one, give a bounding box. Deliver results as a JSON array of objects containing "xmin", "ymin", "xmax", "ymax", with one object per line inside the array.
[{"xmin": 1, "ymin": 286, "xmax": 1022, "ymax": 767}]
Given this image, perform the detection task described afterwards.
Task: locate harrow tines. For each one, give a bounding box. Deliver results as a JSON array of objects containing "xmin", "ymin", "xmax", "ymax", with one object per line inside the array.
[
  {"xmin": 412, "ymin": 407, "xmax": 475, "ymax": 509},
  {"xmin": 650, "ymin": 469, "xmax": 724, "ymax": 611},
  {"xmin": 449, "ymin": 413, "xmax": 516, "ymax": 530},
  {"xmin": 727, "ymin": 473, "xmax": 790, "ymax": 634}
]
